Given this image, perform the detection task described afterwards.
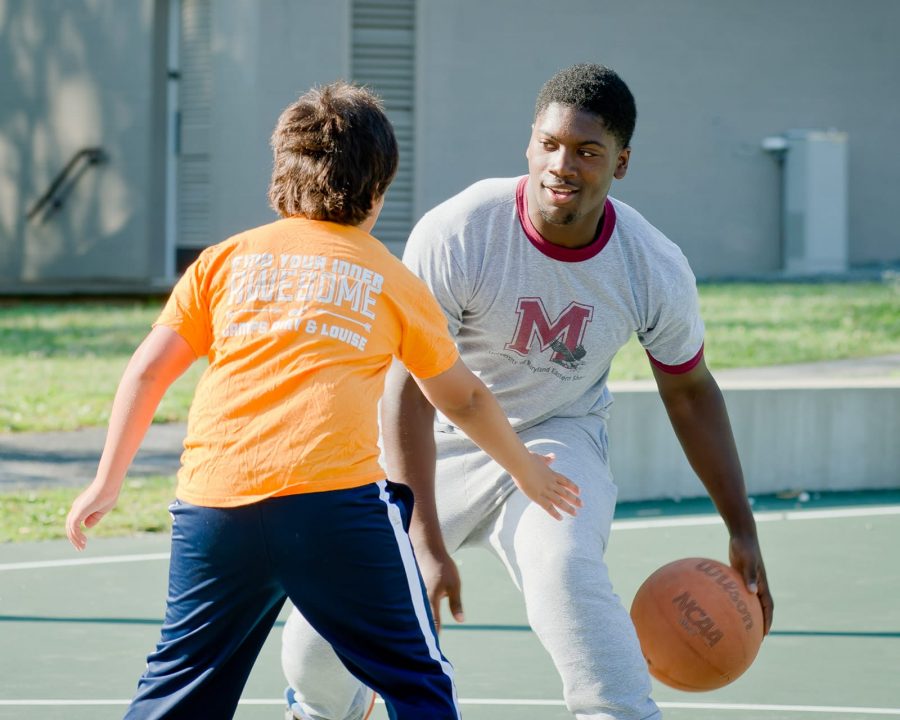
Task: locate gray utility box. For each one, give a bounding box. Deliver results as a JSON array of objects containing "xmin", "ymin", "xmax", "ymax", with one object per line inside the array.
[{"xmin": 779, "ymin": 129, "xmax": 849, "ymax": 275}]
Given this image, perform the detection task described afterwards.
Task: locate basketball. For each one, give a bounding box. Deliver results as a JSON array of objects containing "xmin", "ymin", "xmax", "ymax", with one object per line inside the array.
[{"xmin": 630, "ymin": 557, "xmax": 764, "ymax": 691}]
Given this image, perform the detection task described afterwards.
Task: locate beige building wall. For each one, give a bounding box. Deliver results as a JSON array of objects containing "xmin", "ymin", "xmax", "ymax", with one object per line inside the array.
[
  {"xmin": 415, "ymin": 0, "xmax": 900, "ymax": 277},
  {"xmin": 0, "ymin": 0, "xmax": 168, "ymax": 290},
  {"xmin": 1, "ymin": 0, "xmax": 899, "ymax": 290}
]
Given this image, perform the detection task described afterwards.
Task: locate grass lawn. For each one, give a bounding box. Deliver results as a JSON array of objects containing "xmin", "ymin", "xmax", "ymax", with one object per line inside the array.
[
  {"xmin": 0, "ymin": 475, "xmax": 174, "ymax": 543},
  {"xmin": 0, "ymin": 299, "xmax": 205, "ymax": 433},
  {"xmin": 612, "ymin": 280, "xmax": 900, "ymax": 379},
  {"xmin": 1, "ymin": 281, "xmax": 898, "ymax": 434},
  {"xmin": 1, "ymin": 281, "xmax": 898, "ymax": 543}
]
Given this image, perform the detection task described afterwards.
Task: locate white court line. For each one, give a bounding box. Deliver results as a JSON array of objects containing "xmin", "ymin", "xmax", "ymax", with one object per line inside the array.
[
  {"xmin": 1, "ymin": 699, "xmax": 899, "ymax": 714},
  {"xmin": 658, "ymin": 702, "xmax": 900, "ymax": 715},
  {"xmin": 0, "ymin": 553, "xmax": 169, "ymax": 572},
  {"xmin": 611, "ymin": 504, "xmax": 900, "ymax": 531},
  {"xmin": 769, "ymin": 505, "xmax": 900, "ymax": 521},
  {"xmin": 246, "ymin": 700, "xmax": 900, "ymax": 714},
  {"xmin": 2, "ymin": 505, "xmax": 898, "ymax": 572},
  {"xmin": 0, "ymin": 701, "xmax": 131, "ymax": 706}
]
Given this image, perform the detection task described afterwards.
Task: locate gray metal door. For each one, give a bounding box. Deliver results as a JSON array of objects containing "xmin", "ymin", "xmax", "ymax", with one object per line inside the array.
[
  {"xmin": 175, "ymin": 0, "xmax": 212, "ymax": 270},
  {"xmin": 352, "ymin": 0, "xmax": 416, "ymax": 256}
]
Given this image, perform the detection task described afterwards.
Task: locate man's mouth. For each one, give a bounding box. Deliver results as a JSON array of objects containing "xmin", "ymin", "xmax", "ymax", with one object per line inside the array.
[{"xmin": 543, "ymin": 183, "xmax": 579, "ymax": 204}]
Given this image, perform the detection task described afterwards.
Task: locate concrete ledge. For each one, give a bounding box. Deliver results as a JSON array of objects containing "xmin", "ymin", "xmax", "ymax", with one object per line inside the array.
[
  {"xmin": 2, "ymin": 371, "xmax": 897, "ymax": 501},
  {"xmin": 607, "ymin": 380, "xmax": 900, "ymax": 501}
]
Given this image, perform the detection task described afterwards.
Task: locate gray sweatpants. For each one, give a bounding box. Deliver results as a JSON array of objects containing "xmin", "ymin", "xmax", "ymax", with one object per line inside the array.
[{"xmin": 282, "ymin": 414, "xmax": 661, "ymax": 720}]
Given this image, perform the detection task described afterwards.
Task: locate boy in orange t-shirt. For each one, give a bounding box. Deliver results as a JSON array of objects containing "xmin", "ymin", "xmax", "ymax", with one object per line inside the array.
[{"xmin": 66, "ymin": 82, "xmax": 580, "ymax": 720}]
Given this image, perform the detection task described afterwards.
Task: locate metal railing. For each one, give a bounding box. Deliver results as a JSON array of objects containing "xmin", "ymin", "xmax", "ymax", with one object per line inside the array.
[{"xmin": 27, "ymin": 147, "xmax": 108, "ymax": 222}]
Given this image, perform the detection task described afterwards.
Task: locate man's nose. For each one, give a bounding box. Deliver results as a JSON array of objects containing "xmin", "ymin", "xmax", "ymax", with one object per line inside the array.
[{"xmin": 548, "ymin": 148, "xmax": 576, "ymax": 178}]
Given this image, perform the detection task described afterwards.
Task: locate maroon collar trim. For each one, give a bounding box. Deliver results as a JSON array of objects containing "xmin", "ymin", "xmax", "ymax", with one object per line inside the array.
[{"xmin": 515, "ymin": 176, "xmax": 616, "ymax": 263}]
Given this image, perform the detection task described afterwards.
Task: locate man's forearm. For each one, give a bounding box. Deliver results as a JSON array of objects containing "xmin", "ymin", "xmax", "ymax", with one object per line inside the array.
[
  {"xmin": 658, "ymin": 374, "xmax": 756, "ymax": 537},
  {"xmin": 381, "ymin": 362, "xmax": 445, "ymax": 553}
]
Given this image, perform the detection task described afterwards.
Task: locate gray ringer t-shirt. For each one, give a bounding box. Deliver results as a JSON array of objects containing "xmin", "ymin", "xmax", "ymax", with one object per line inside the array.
[{"xmin": 403, "ymin": 176, "xmax": 704, "ymax": 431}]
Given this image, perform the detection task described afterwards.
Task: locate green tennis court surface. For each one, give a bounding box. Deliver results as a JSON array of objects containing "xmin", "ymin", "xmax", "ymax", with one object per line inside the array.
[{"xmin": 2, "ymin": 491, "xmax": 898, "ymax": 719}]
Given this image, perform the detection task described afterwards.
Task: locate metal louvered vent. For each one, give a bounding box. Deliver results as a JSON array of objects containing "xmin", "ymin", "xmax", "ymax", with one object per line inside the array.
[
  {"xmin": 351, "ymin": 0, "xmax": 415, "ymax": 254},
  {"xmin": 176, "ymin": 0, "xmax": 212, "ymax": 268}
]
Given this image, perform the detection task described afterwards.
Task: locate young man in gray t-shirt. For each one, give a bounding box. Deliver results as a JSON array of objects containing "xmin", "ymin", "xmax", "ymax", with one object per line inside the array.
[{"xmin": 282, "ymin": 64, "xmax": 774, "ymax": 720}]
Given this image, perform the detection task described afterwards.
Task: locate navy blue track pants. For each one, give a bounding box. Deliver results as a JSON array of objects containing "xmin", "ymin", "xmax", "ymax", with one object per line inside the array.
[{"xmin": 124, "ymin": 480, "xmax": 459, "ymax": 719}]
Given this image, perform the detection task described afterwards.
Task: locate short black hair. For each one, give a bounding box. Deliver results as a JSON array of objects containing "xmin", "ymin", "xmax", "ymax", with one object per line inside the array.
[
  {"xmin": 535, "ymin": 64, "xmax": 637, "ymax": 149},
  {"xmin": 268, "ymin": 81, "xmax": 398, "ymax": 225}
]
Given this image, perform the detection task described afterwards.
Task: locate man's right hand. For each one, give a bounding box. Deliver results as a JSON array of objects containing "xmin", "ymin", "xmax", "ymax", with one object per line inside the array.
[{"xmin": 417, "ymin": 548, "xmax": 464, "ymax": 633}]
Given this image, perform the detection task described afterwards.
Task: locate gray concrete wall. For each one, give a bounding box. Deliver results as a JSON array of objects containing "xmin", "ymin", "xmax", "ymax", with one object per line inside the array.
[
  {"xmin": 205, "ymin": 0, "xmax": 351, "ymax": 246},
  {"xmin": 0, "ymin": 0, "xmax": 167, "ymax": 290},
  {"xmin": 416, "ymin": 0, "xmax": 900, "ymax": 276},
  {"xmin": 0, "ymin": 0, "xmax": 352, "ymax": 292},
  {"xmin": 608, "ymin": 380, "xmax": 900, "ymax": 501},
  {"xmin": 3, "ymin": 0, "xmax": 899, "ymax": 289}
]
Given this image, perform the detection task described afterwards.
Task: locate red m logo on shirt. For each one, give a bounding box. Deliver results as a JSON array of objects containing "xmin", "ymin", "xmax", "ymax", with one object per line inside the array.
[{"xmin": 504, "ymin": 298, "xmax": 594, "ymax": 366}]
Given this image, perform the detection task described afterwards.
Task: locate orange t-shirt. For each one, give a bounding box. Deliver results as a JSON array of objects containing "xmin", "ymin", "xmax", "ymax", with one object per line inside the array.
[{"xmin": 154, "ymin": 217, "xmax": 459, "ymax": 507}]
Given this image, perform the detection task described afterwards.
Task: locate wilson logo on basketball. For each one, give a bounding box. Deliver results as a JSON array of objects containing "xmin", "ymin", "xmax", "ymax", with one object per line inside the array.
[
  {"xmin": 695, "ymin": 559, "xmax": 756, "ymax": 631},
  {"xmin": 671, "ymin": 592, "xmax": 724, "ymax": 647}
]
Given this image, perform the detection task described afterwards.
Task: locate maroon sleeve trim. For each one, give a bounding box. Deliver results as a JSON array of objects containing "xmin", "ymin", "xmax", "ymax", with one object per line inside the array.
[{"xmin": 646, "ymin": 343, "xmax": 705, "ymax": 374}]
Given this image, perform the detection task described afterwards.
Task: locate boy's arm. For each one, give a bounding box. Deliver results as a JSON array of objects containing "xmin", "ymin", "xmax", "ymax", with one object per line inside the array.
[
  {"xmin": 414, "ymin": 358, "xmax": 581, "ymax": 520},
  {"xmin": 652, "ymin": 357, "xmax": 774, "ymax": 634},
  {"xmin": 66, "ymin": 326, "xmax": 197, "ymax": 550}
]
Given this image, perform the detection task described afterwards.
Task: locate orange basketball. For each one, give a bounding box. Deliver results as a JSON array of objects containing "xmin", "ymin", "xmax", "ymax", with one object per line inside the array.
[{"xmin": 630, "ymin": 557, "xmax": 764, "ymax": 691}]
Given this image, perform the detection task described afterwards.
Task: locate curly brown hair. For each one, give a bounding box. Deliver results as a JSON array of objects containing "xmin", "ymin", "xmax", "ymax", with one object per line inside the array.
[{"xmin": 268, "ymin": 82, "xmax": 398, "ymax": 225}]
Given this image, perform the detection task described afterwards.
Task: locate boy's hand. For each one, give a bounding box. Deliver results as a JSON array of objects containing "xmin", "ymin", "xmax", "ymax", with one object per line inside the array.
[
  {"xmin": 514, "ymin": 452, "xmax": 581, "ymax": 520},
  {"xmin": 66, "ymin": 482, "xmax": 119, "ymax": 551}
]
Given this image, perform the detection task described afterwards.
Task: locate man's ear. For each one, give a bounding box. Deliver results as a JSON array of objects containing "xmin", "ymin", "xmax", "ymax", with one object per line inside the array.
[{"xmin": 614, "ymin": 147, "xmax": 631, "ymax": 180}]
